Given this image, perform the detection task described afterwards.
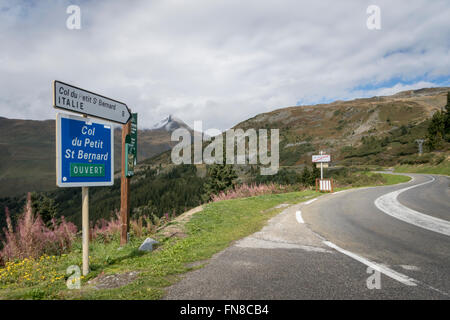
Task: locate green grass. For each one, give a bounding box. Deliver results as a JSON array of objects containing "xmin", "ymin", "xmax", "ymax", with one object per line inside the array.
[
  {"xmin": 0, "ymin": 172, "xmax": 413, "ymax": 300},
  {"xmin": 366, "ymin": 172, "xmax": 412, "ymax": 185},
  {"xmin": 394, "ymin": 160, "xmax": 450, "ymax": 176},
  {"xmin": 0, "ymin": 190, "xmax": 318, "ymax": 300},
  {"xmin": 332, "ymin": 172, "xmax": 411, "ymax": 192}
]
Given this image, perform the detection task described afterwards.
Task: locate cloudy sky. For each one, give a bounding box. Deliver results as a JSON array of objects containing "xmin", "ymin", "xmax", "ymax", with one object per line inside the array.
[{"xmin": 0, "ymin": 0, "xmax": 449, "ymax": 130}]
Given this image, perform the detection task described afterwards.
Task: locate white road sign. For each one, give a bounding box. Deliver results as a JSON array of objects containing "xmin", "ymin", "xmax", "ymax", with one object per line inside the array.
[
  {"xmin": 53, "ymin": 80, "xmax": 131, "ymax": 124},
  {"xmin": 312, "ymin": 154, "xmax": 331, "ymax": 163}
]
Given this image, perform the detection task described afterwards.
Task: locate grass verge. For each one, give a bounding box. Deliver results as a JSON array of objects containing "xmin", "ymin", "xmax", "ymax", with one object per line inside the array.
[
  {"xmin": 0, "ymin": 172, "xmax": 411, "ymax": 300},
  {"xmin": 367, "ymin": 172, "xmax": 412, "ymax": 185},
  {"xmin": 394, "ymin": 160, "xmax": 450, "ymax": 176},
  {"xmin": 0, "ymin": 190, "xmax": 318, "ymax": 300}
]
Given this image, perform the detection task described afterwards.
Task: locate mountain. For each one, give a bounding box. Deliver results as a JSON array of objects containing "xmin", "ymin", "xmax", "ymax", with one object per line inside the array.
[
  {"xmin": 0, "ymin": 117, "xmax": 56, "ymax": 198},
  {"xmin": 150, "ymin": 115, "xmax": 191, "ymax": 132},
  {"xmin": 1, "ymin": 87, "xmax": 448, "ymax": 197},
  {"xmin": 145, "ymin": 87, "xmax": 449, "ymax": 168},
  {"xmin": 0, "ymin": 115, "xmax": 190, "ymax": 197}
]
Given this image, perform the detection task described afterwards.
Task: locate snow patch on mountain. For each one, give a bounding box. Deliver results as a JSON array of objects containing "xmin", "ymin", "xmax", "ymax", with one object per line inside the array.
[{"xmin": 150, "ymin": 115, "xmax": 191, "ymax": 132}]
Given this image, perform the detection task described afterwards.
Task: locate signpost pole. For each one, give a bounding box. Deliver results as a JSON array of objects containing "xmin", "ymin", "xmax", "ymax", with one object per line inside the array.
[
  {"xmin": 120, "ymin": 120, "xmax": 131, "ymax": 245},
  {"xmin": 320, "ymin": 150, "xmax": 324, "ymax": 179},
  {"xmin": 81, "ymin": 113, "xmax": 90, "ymax": 276},
  {"xmin": 82, "ymin": 186, "xmax": 89, "ymax": 276}
]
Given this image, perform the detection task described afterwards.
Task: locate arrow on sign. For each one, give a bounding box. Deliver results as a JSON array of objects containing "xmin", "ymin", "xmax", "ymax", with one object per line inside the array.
[{"xmin": 53, "ymin": 80, "xmax": 131, "ymax": 124}]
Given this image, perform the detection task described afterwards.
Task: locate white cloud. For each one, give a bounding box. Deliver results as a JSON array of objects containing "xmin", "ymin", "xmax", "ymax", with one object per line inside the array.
[
  {"xmin": 352, "ymin": 81, "xmax": 439, "ymax": 98},
  {"xmin": 0, "ymin": 0, "xmax": 449, "ymax": 130}
]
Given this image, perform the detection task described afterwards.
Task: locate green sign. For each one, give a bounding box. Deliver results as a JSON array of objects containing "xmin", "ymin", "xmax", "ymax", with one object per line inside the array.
[
  {"xmin": 70, "ymin": 163, "xmax": 105, "ymax": 177},
  {"xmin": 125, "ymin": 113, "xmax": 137, "ymax": 177}
]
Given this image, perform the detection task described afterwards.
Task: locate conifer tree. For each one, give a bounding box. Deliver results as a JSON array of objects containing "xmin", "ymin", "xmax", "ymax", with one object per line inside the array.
[
  {"xmin": 426, "ymin": 91, "xmax": 450, "ymax": 149},
  {"xmin": 444, "ymin": 92, "xmax": 450, "ymax": 141},
  {"xmin": 203, "ymin": 164, "xmax": 237, "ymax": 200},
  {"xmin": 300, "ymin": 166, "xmax": 310, "ymax": 185},
  {"xmin": 311, "ymin": 165, "xmax": 321, "ymax": 184}
]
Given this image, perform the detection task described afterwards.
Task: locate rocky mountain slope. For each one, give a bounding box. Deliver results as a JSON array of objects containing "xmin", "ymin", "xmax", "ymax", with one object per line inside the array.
[{"xmin": 234, "ymin": 87, "xmax": 449, "ymax": 166}]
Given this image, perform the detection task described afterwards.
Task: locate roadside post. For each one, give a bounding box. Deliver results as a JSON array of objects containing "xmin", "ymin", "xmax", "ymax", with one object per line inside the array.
[
  {"xmin": 82, "ymin": 186, "xmax": 89, "ymax": 275},
  {"xmin": 120, "ymin": 121, "xmax": 130, "ymax": 246},
  {"xmin": 320, "ymin": 150, "xmax": 323, "ymax": 179},
  {"xmin": 121, "ymin": 113, "xmax": 137, "ymax": 245},
  {"xmin": 53, "ymin": 81, "xmax": 131, "ymax": 275},
  {"xmin": 312, "ymin": 152, "xmax": 332, "ymax": 193}
]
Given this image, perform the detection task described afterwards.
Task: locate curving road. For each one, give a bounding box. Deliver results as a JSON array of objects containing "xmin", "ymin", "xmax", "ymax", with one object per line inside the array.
[
  {"xmin": 164, "ymin": 173, "xmax": 449, "ymax": 300},
  {"xmin": 302, "ymin": 173, "xmax": 450, "ymax": 297}
]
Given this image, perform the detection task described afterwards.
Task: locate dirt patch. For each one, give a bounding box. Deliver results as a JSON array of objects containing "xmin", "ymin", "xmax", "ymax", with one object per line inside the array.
[
  {"xmin": 354, "ymin": 108, "xmax": 380, "ymax": 135},
  {"xmin": 158, "ymin": 205, "xmax": 203, "ymax": 239},
  {"xmin": 88, "ymin": 271, "xmax": 140, "ymax": 290}
]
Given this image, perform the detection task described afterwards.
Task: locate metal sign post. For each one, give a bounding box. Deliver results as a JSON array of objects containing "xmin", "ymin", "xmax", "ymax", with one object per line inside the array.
[
  {"xmin": 121, "ymin": 113, "xmax": 137, "ymax": 245},
  {"xmin": 56, "ymin": 113, "xmax": 114, "ymax": 275},
  {"xmin": 312, "ymin": 152, "xmax": 331, "ymax": 179},
  {"xmin": 82, "ymin": 186, "xmax": 89, "ymax": 276},
  {"xmin": 320, "ymin": 151, "xmax": 323, "ymax": 179},
  {"xmin": 121, "ymin": 121, "xmax": 131, "ymax": 245},
  {"xmin": 312, "ymin": 152, "xmax": 332, "ymax": 192},
  {"xmin": 53, "ymin": 80, "xmax": 129, "ymax": 275}
]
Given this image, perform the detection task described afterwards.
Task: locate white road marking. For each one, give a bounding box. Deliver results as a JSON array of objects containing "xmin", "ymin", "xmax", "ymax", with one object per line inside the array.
[
  {"xmin": 323, "ymin": 241, "xmax": 417, "ymax": 286},
  {"xmin": 236, "ymin": 237, "xmax": 331, "ymax": 252},
  {"xmin": 374, "ymin": 176, "xmax": 450, "ymax": 236},
  {"xmin": 296, "ymin": 210, "xmax": 304, "ymax": 224},
  {"xmin": 400, "ymin": 265, "xmax": 421, "ymax": 271},
  {"xmin": 304, "ymin": 198, "xmax": 317, "ymax": 205},
  {"xmin": 274, "ymin": 203, "xmax": 290, "ymax": 209}
]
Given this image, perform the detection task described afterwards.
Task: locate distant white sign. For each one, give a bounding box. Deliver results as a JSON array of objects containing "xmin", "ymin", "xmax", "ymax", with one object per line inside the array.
[
  {"xmin": 312, "ymin": 154, "xmax": 331, "ymax": 163},
  {"xmin": 53, "ymin": 80, "xmax": 131, "ymax": 124}
]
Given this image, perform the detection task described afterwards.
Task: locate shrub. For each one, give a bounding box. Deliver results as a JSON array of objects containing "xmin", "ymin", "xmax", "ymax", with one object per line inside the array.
[
  {"xmin": 0, "ymin": 193, "xmax": 77, "ymax": 265},
  {"xmin": 399, "ymin": 154, "xmax": 433, "ymax": 165},
  {"xmin": 91, "ymin": 209, "xmax": 171, "ymax": 242},
  {"xmin": 130, "ymin": 215, "xmax": 157, "ymax": 238},
  {"xmin": 332, "ymin": 172, "xmax": 385, "ymax": 187},
  {"xmin": 203, "ymin": 164, "xmax": 238, "ymax": 201},
  {"xmin": 90, "ymin": 210, "xmax": 122, "ymax": 243},
  {"xmin": 211, "ymin": 183, "xmax": 298, "ymax": 202}
]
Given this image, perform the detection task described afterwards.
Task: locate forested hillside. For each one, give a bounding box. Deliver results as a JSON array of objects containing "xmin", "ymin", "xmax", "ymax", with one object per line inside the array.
[{"xmin": 0, "ymin": 165, "xmax": 205, "ymax": 230}]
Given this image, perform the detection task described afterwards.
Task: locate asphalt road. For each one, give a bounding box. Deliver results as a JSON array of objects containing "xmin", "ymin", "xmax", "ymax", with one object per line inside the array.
[
  {"xmin": 164, "ymin": 174, "xmax": 449, "ymax": 299},
  {"xmin": 397, "ymin": 174, "xmax": 450, "ymax": 221},
  {"xmin": 302, "ymin": 173, "xmax": 450, "ymax": 298}
]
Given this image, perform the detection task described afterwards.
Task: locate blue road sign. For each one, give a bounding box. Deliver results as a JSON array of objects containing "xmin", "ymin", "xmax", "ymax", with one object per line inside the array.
[{"xmin": 56, "ymin": 113, "xmax": 114, "ymax": 187}]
